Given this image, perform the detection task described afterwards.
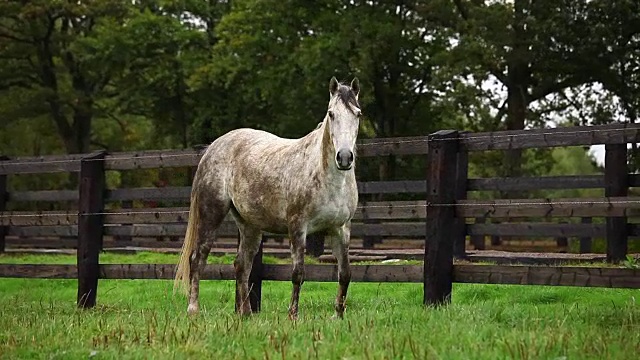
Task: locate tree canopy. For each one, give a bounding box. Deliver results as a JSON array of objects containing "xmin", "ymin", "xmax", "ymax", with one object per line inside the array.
[{"xmin": 1, "ymin": 0, "xmax": 638, "ymax": 191}]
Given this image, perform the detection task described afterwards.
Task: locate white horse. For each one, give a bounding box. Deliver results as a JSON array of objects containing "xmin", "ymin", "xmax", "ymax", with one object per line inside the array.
[{"xmin": 174, "ymin": 77, "xmax": 361, "ymax": 320}]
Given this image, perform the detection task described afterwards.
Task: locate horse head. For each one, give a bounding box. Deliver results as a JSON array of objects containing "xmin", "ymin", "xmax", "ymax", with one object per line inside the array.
[{"xmin": 326, "ymin": 76, "xmax": 361, "ymax": 171}]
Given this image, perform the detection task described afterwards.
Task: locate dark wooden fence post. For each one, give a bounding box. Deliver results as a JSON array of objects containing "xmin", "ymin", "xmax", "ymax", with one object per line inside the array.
[
  {"xmin": 0, "ymin": 156, "xmax": 8, "ymax": 253},
  {"xmin": 77, "ymin": 150, "xmax": 106, "ymax": 308},
  {"xmin": 471, "ymin": 217, "xmax": 486, "ymax": 250},
  {"xmin": 453, "ymin": 140, "xmax": 469, "ymax": 259},
  {"xmin": 248, "ymin": 235, "xmax": 265, "ymax": 312},
  {"xmin": 579, "ymin": 217, "xmax": 593, "ymax": 253},
  {"xmin": 306, "ymin": 232, "xmax": 325, "ymax": 257},
  {"xmin": 424, "ymin": 130, "xmax": 459, "ymax": 306},
  {"xmin": 117, "ymin": 200, "xmax": 133, "ymax": 243},
  {"xmin": 605, "ymin": 143, "xmax": 628, "ymax": 263},
  {"xmin": 556, "ymin": 219, "xmax": 568, "ymax": 251}
]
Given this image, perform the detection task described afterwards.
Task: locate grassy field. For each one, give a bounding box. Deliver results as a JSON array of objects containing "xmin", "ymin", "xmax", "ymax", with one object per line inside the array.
[{"xmin": 0, "ymin": 254, "xmax": 639, "ymax": 359}]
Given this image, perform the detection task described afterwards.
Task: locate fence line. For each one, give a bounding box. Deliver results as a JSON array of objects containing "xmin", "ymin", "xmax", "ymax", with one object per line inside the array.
[
  {"xmin": 0, "ymin": 123, "xmax": 638, "ymax": 168},
  {"xmin": 1, "ymin": 123, "xmax": 639, "ymax": 311}
]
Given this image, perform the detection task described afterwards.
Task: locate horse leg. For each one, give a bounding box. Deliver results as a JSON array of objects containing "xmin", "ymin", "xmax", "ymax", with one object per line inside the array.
[
  {"xmin": 330, "ymin": 223, "xmax": 351, "ymax": 319},
  {"xmin": 288, "ymin": 228, "xmax": 306, "ymax": 320},
  {"xmin": 233, "ymin": 222, "xmax": 262, "ymax": 316},
  {"xmin": 187, "ymin": 231, "xmax": 215, "ymax": 315},
  {"xmin": 187, "ymin": 195, "xmax": 229, "ymax": 315}
]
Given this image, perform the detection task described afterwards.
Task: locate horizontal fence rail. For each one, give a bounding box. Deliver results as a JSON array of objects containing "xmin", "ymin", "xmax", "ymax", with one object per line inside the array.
[
  {"xmin": 460, "ymin": 122, "xmax": 640, "ymax": 151},
  {"xmin": 2, "ymin": 122, "xmax": 639, "ymax": 174},
  {"xmin": 7, "ymin": 174, "xmax": 640, "ymax": 204},
  {"xmin": 0, "ymin": 263, "xmax": 638, "ymax": 288}
]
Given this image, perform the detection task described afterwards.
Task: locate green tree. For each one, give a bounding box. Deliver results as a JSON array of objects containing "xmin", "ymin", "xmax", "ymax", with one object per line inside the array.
[
  {"xmin": 0, "ymin": 0, "xmax": 131, "ymax": 154},
  {"xmin": 196, "ymin": 0, "xmax": 453, "ymax": 183},
  {"xmin": 422, "ymin": 0, "xmax": 639, "ymax": 179}
]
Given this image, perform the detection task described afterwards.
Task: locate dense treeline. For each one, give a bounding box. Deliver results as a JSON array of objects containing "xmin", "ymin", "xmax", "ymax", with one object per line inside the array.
[{"xmin": 0, "ymin": 0, "xmax": 638, "ymax": 193}]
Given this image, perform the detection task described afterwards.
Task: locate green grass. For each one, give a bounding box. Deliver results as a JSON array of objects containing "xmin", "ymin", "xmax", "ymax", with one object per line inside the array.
[{"xmin": 0, "ymin": 254, "xmax": 639, "ymax": 359}]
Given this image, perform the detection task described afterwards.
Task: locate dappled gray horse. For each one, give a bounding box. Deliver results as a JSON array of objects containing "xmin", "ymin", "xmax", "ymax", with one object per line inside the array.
[{"xmin": 174, "ymin": 77, "xmax": 362, "ymax": 320}]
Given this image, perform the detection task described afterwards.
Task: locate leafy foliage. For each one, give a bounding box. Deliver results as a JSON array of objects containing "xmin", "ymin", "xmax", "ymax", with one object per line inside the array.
[{"xmin": 1, "ymin": 0, "xmax": 638, "ymax": 192}]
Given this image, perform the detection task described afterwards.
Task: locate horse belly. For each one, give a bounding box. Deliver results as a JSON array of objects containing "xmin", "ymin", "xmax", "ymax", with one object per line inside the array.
[{"xmin": 231, "ymin": 192, "xmax": 290, "ymax": 234}]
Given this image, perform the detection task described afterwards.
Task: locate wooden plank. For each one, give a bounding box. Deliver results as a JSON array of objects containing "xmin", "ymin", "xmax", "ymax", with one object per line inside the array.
[
  {"xmin": 357, "ymin": 136, "xmax": 428, "ymax": 157},
  {"xmin": 468, "ymin": 175, "xmax": 604, "ymax": 191},
  {"xmin": 462, "ymin": 123, "xmax": 640, "ymax": 151},
  {"xmin": 424, "ymin": 130, "xmax": 459, "ymax": 306},
  {"xmin": 0, "ymin": 264, "xmax": 78, "ymax": 278},
  {"xmin": 457, "ymin": 196, "xmax": 640, "ymax": 218},
  {"xmin": 106, "ymin": 181, "xmax": 426, "ymax": 202},
  {"xmin": 7, "ymin": 226, "xmax": 78, "ymax": 237},
  {"xmin": 1, "ymin": 264, "xmax": 638, "ymax": 289},
  {"xmin": 355, "ymin": 201, "xmax": 427, "ymax": 220},
  {"xmin": 351, "ymin": 222, "xmax": 426, "ymax": 237},
  {"xmin": 102, "ymin": 201, "xmax": 427, "ymax": 224},
  {"xmin": 77, "ymin": 151, "xmax": 106, "ymax": 308},
  {"xmin": 453, "ymin": 265, "xmax": 640, "ymax": 288},
  {"xmin": 467, "ymin": 223, "xmax": 605, "ymax": 238},
  {"xmin": 104, "ymin": 149, "xmax": 202, "ymax": 170},
  {"xmin": 605, "ymin": 144, "xmax": 628, "ymax": 263},
  {"xmin": 9, "ymin": 190, "xmax": 78, "ymax": 202},
  {"xmin": 0, "ymin": 154, "xmax": 82, "ymax": 175},
  {"xmin": 5, "ymin": 237, "xmax": 77, "ymax": 249},
  {"xmin": 104, "ymin": 224, "xmax": 192, "ymax": 237},
  {"xmin": 104, "ymin": 207, "xmax": 190, "ymax": 224},
  {"xmin": 0, "ymin": 211, "xmax": 78, "ymax": 226},
  {"xmin": 101, "ymin": 137, "xmax": 432, "ymax": 171},
  {"xmin": 100, "ymin": 264, "xmax": 424, "ymax": 282},
  {"xmin": 357, "ymin": 180, "xmax": 426, "ymax": 194},
  {"xmin": 99, "ymin": 263, "xmax": 188, "ymax": 279},
  {"xmin": 101, "ymin": 222, "xmax": 427, "ymax": 238},
  {"xmin": 106, "ymin": 187, "xmax": 191, "ymax": 202}
]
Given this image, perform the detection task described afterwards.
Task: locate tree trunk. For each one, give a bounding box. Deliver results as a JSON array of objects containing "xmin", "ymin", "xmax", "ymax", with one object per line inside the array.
[
  {"xmin": 503, "ymin": 0, "xmax": 529, "ymax": 183},
  {"xmin": 501, "ymin": 0, "xmax": 530, "ymax": 245}
]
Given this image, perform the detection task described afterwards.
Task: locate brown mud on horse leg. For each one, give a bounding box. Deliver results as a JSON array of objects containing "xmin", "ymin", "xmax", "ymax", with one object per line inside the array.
[
  {"xmin": 233, "ymin": 221, "xmax": 262, "ymax": 316},
  {"xmin": 330, "ymin": 224, "xmax": 351, "ymax": 319},
  {"xmin": 288, "ymin": 228, "xmax": 306, "ymax": 320}
]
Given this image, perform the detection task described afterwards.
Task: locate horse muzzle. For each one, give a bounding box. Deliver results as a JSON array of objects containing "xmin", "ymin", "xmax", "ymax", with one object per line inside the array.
[{"xmin": 336, "ymin": 149, "xmax": 354, "ymax": 171}]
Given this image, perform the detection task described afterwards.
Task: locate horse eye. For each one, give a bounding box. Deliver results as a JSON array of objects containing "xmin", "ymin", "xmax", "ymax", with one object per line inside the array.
[{"xmin": 328, "ymin": 111, "xmax": 334, "ymax": 119}]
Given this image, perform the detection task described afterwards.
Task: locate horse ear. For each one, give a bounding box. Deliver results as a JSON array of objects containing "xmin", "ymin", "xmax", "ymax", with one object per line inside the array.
[
  {"xmin": 350, "ymin": 77, "xmax": 360, "ymax": 98},
  {"xmin": 329, "ymin": 76, "xmax": 339, "ymax": 96}
]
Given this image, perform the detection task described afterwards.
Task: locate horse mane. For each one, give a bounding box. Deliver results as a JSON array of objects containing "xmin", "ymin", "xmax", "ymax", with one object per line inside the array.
[{"xmin": 335, "ymin": 84, "xmax": 360, "ymax": 112}]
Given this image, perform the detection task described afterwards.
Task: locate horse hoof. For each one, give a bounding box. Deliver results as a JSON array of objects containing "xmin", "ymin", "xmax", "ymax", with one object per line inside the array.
[{"xmin": 331, "ymin": 313, "xmax": 344, "ymax": 321}]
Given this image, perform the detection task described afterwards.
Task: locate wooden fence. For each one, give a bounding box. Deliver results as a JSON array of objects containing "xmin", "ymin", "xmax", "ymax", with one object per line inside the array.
[{"xmin": 0, "ymin": 123, "xmax": 639, "ymax": 308}]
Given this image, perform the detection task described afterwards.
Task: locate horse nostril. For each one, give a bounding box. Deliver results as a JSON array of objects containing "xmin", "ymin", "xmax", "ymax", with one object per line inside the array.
[{"xmin": 336, "ymin": 149, "xmax": 354, "ymax": 169}]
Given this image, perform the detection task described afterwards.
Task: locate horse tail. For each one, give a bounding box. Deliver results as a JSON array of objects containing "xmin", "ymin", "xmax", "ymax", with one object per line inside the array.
[{"xmin": 173, "ymin": 191, "xmax": 200, "ymax": 296}]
